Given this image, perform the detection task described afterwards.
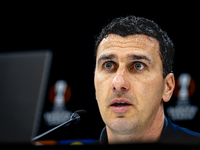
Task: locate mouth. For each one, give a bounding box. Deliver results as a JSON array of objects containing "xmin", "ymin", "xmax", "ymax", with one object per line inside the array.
[
  {"xmin": 110, "ymin": 100, "xmax": 132, "ymax": 113},
  {"xmin": 110, "ymin": 102, "xmax": 132, "ymax": 107}
]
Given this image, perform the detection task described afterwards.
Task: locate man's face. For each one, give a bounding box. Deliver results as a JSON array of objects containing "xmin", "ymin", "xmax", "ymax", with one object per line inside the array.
[{"xmin": 94, "ymin": 34, "xmax": 167, "ymax": 134}]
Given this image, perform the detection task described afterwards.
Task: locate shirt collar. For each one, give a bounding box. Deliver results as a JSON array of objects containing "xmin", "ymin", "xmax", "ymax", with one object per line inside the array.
[
  {"xmin": 99, "ymin": 126, "xmax": 108, "ymax": 144},
  {"xmin": 162, "ymin": 116, "xmax": 168, "ymax": 134}
]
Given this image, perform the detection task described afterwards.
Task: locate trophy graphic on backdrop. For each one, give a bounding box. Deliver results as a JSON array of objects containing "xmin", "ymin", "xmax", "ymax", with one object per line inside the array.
[
  {"xmin": 167, "ymin": 73, "xmax": 198, "ymax": 121},
  {"xmin": 43, "ymin": 80, "xmax": 72, "ymax": 126}
]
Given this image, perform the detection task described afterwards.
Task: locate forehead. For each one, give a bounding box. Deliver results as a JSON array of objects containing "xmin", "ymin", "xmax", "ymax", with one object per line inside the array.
[{"xmin": 97, "ymin": 34, "xmax": 160, "ymax": 59}]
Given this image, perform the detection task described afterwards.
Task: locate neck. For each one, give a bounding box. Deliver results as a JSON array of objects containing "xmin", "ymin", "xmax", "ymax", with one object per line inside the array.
[{"xmin": 106, "ymin": 104, "xmax": 165, "ymax": 144}]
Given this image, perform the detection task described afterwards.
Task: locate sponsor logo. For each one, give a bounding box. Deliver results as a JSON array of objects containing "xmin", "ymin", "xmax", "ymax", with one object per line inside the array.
[
  {"xmin": 166, "ymin": 73, "xmax": 198, "ymax": 121},
  {"xmin": 43, "ymin": 80, "xmax": 72, "ymax": 126}
]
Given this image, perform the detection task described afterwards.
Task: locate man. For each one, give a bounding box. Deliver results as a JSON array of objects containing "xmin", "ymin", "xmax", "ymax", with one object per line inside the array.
[{"xmin": 93, "ymin": 15, "xmax": 200, "ymax": 144}]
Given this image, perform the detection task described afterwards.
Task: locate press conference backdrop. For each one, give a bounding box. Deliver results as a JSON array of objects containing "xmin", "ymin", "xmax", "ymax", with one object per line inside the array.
[{"xmin": 1, "ymin": 9, "xmax": 200, "ymax": 145}]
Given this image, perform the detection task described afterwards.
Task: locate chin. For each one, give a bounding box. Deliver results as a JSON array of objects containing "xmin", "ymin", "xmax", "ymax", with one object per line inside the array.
[{"xmin": 107, "ymin": 117, "xmax": 138, "ymax": 134}]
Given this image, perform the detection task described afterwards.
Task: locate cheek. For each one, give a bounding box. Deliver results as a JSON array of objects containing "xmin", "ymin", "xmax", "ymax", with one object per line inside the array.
[
  {"xmin": 94, "ymin": 73, "xmax": 114, "ymax": 123},
  {"xmin": 133, "ymin": 76, "xmax": 164, "ymax": 115},
  {"xmin": 94, "ymin": 73, "xmax": 112, "ymax": 106}
]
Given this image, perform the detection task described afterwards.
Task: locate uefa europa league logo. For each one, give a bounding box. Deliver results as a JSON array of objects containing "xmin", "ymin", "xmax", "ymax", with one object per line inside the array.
[
  {"xmin": 43, "ymin": 80, "xmax": 72, "ymax": 126},
  {"xmin": 166, "ymin": 73, "xmax": 198, "ymax": 121}
]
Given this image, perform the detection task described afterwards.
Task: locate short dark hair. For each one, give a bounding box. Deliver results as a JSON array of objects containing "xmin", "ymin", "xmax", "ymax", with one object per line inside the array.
[{"xmin": 94, "ymin": 15, "xmax": 175, "ymax": 78}]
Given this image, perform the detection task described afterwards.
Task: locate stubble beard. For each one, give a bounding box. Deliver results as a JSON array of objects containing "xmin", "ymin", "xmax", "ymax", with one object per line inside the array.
[{"xmin": 106, "ymin": 116, "xmax": 139, "ymax": 135}]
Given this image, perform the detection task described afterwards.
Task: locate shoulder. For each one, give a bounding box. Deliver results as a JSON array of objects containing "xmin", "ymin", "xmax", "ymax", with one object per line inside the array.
[
  {"xmin": 168, "ymin": 118, "xmax": 200, "ymax": 138},
  {"xmin": 176, "ymin": 124, "xmax": 200, "ymax": 138},
  {"xmin": 160, "ymin": 118, "xmax": 200, "ymax": 144}
]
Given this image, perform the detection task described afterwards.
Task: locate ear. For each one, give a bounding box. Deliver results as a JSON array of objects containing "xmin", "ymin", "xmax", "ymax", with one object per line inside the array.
[{"xmin": 162, "ymin": 73, "xmax": 175, "ymax": 102}]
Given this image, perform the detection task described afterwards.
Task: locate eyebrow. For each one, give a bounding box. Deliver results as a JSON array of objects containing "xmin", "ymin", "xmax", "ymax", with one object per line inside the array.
[
  {"xmin": 127, "ymin": 54, "xmax": 152, "ymax": 64},
  {"xmin": 97, "ymin": 53, "xmax": 152, "ymax": 66},
  {"xmin": 97, "ymin": 54, "xmax": 117, "ymax": 66}
]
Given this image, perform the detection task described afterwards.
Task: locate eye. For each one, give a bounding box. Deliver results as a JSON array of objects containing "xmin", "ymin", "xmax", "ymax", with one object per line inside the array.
[
  {"xmin": 103, "ymin": 62, "xmax": 116, "ymax": 71},
  {"xmin": 132, "ymin": 62, "xmax": 146, "ymax": 71}
]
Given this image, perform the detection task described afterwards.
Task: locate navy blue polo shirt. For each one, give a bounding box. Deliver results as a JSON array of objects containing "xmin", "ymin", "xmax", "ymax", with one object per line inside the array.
[{"xmin": 94, "ymin": 117, "xmax": 200, "ymax": 145}]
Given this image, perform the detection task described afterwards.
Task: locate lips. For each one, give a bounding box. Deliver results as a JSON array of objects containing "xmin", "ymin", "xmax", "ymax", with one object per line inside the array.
[{"xmin": 110, "ymin": 99, "xmax": 132, "ymax": 113}]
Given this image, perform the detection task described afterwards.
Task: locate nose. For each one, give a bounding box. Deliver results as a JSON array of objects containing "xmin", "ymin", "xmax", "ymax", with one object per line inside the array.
[{"xmin": 112, "ymin": 69, "xmax": 130, "ymax": 92}]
